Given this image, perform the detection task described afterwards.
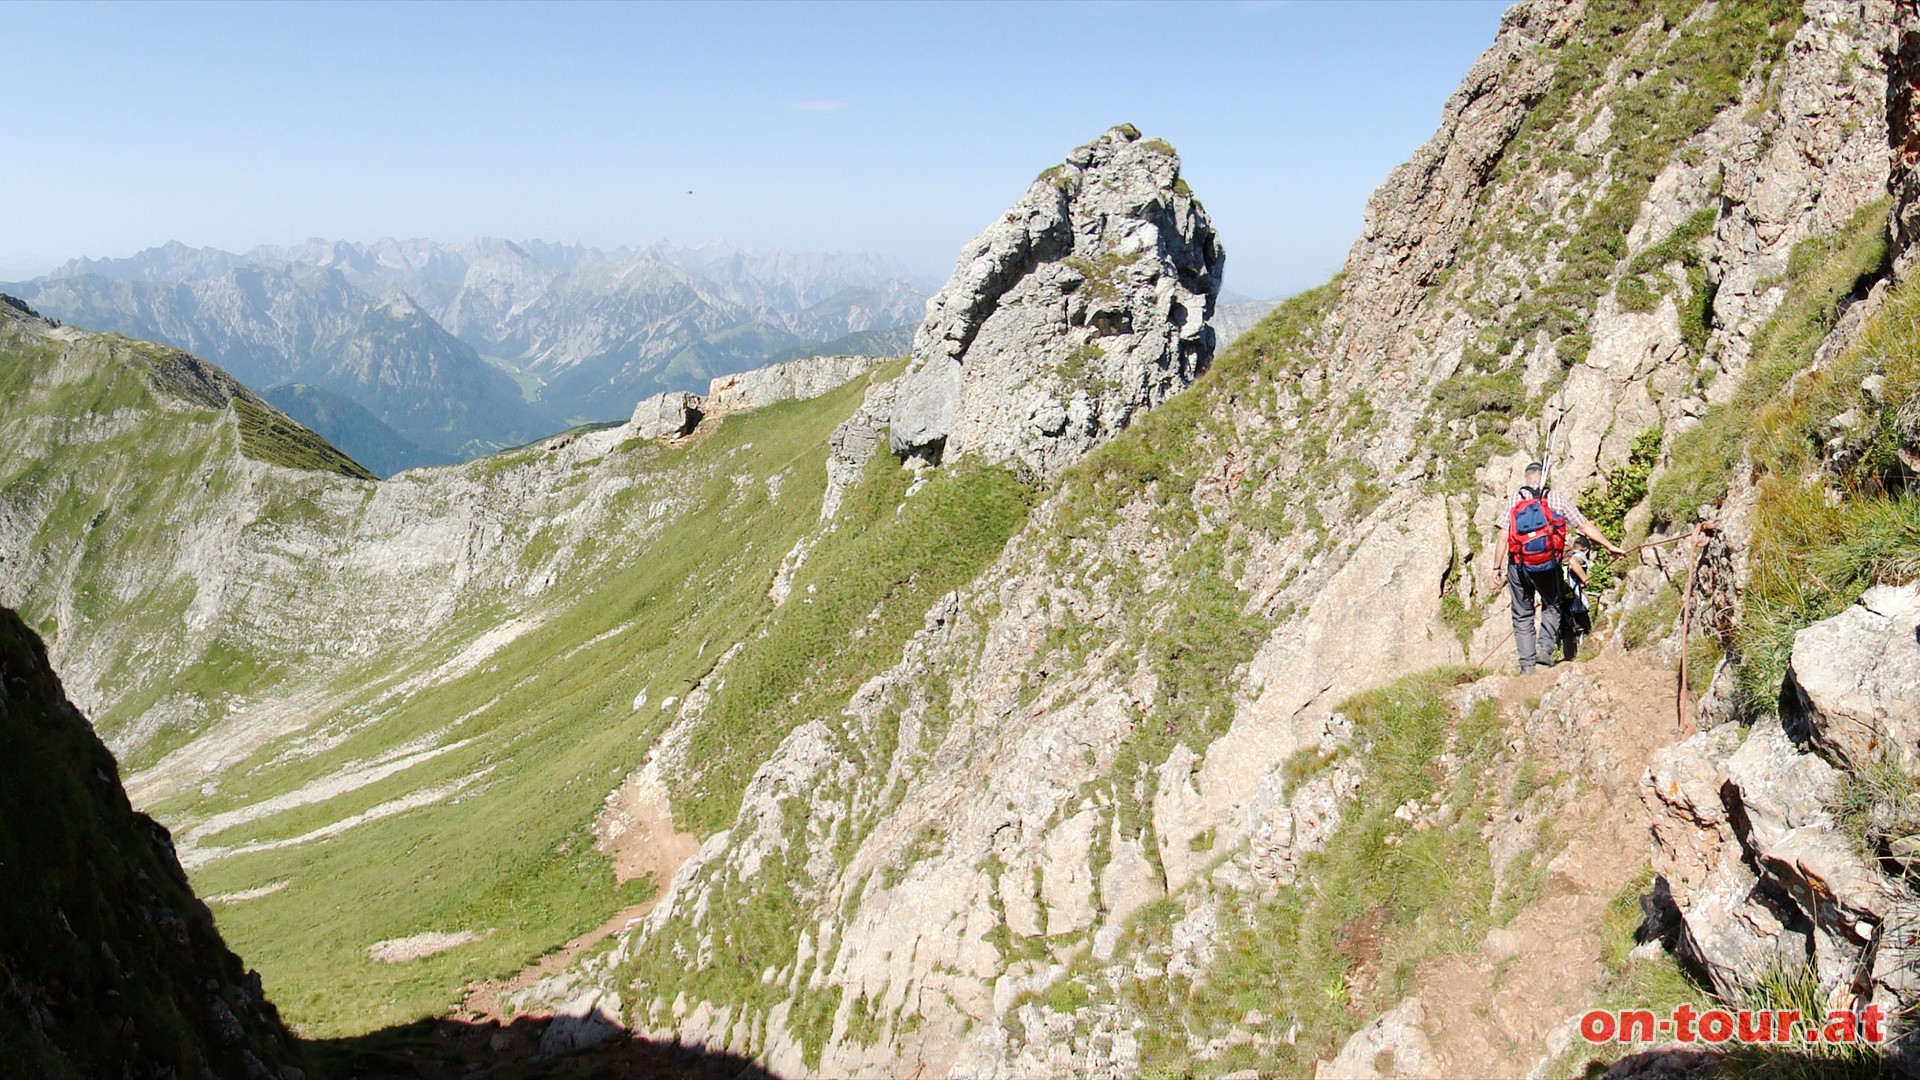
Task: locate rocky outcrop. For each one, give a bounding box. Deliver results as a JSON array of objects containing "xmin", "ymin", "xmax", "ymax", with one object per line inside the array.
[
  {"xmin": 704, "ymin": 354, "xmax": 883, "ymax": 415},
  {"xmin": 627, "ymin": 390, "xmax": 703, "ymax": 440},
  {"xmin": 1785, "ymin": 584, "xmax": 1920, "ymax": 772},
  {"xmin": 624, "ymin": 354, "xmax": 884, "ymax": 441},
  {"xmin": 884, "ymin": 125, "xmax": 1223, "ymax": 479},
  {"xmin": 0, "ymin": 606, "xmax": 302, "ymax": 1078},
  {"xmin": 1647, "ymin": 588, "xmax": 1920, "ymax": 1014},
  {"xmin": 1316, "ymin": 998, "xmax": 1437, "ymax": 1080}
]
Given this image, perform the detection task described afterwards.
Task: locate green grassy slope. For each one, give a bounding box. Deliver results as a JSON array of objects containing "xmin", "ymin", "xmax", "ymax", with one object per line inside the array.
[
  {"xmin": 165, "ymin": 382, "xmax": 893, "ymax": 1034},
  {"xmin": 0, "ymin": 303, "xmax": 1033, "ymax": 1036}
]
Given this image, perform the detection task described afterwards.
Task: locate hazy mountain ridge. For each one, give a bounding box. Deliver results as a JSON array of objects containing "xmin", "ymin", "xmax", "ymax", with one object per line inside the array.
[{"xmin": 9, "ymin": 238, "xmax": 931, "ymax": 471}]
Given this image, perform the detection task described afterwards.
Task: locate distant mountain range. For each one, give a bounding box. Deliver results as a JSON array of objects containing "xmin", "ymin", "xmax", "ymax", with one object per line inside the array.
[{"xmin": 5, "ymin": 239, "xmax": 930, "ymax": 474}]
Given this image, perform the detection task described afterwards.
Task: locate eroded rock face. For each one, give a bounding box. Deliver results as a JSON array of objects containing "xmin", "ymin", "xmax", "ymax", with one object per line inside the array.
[{"xmin": 886, "ymin": 125, "xmax": 1223, "ymax": 479}]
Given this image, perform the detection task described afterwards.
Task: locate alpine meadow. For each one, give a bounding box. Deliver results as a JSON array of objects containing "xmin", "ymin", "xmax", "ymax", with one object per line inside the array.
[{"xmin": 7, "ymin": 3, "xmax": 1920, "ymax": 1079}]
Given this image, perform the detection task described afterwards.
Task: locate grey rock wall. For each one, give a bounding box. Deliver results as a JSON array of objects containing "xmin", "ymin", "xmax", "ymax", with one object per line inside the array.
[
  {"xmin": 624, "ymin": 354, "xmax": 885, "ymax": 442},
  {"xmin": 885, "ymin": 125, "xmax": 1224, "ymax": 480}
]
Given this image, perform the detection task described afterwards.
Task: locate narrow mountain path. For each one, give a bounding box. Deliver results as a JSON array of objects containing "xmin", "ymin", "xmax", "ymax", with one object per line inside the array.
[
  {"xmin": 455, "ymin": 899, "xmax": 659, "ymax": 1026},
  {"xmin": 456, "ymin": 770, "xmax": 698, "ymax": 1026},
  {"xmin": 1332, "ymin": 652, "xmax": 1681, "ymax": 1078},
  {"xmin": 1425, "ymin": 655, "xmax": 1675, "ymax": 1077}
]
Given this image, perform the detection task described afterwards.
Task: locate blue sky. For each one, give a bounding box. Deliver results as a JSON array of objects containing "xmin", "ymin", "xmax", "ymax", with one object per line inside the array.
[{"xmin": 3, "ymin": 1, "xmax": 1508, "ymax": 298}]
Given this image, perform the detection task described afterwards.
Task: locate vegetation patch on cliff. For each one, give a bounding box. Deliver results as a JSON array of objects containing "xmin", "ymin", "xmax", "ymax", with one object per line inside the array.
[
  {"xmin": 1007, "ymin": 670, "xmax": 1557, "ymax": 1077},
  {"xmin": 674, "ymin": 454, "xmax": 1034, "ymax": 836},
  {"xmin": 1649, "ymin": 201, "xmax": 1890, "ymax": 527}
]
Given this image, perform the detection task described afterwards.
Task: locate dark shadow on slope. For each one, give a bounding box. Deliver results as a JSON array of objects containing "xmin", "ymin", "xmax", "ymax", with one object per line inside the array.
[
  {"xmin": 1583, "ymin": 1046, "xmax": 1911, "ymax": 1078},
  {"xmin": 305, "ymin": 1015, "xmax": 778, "ymax": 1080}
]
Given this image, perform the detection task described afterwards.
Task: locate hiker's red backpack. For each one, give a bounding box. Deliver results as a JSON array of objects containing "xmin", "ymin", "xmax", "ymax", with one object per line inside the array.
[{"xmin": 1508, "ymin": 488, "xmax": 1568, "ymax": 571}]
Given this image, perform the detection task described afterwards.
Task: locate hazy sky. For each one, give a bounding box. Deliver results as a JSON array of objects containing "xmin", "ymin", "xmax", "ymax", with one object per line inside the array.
[{"xmin": 3, "ymin": 1, "xmax": 1508, "ymax": 298}]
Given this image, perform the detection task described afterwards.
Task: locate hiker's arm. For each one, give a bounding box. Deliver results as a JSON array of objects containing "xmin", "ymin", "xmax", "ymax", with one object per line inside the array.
[
  {"xmin": 1488, "ymin": 524, "xmax": 1507, "ymax": 587},
  {"xmin": 1575, "ymin": 518, "xmax": 1625, "ymax": 557}
]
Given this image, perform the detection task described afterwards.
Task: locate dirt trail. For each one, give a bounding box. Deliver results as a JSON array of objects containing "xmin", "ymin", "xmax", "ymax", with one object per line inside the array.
[
  {"xmin": 1411, "ymin": 653, "xmax": 1680, "ymax": 1078},
  {"xmin": 457, "ymin": 766, "xmax": 699, "ymax": 1024},
  {"xmin": 457, "ymin": 902, "xmax": 657, "ymax": 1023}
]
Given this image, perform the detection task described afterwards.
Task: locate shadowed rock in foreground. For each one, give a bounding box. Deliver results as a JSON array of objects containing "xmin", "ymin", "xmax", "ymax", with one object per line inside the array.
[{"xmin": 0, "ymin": 606, "xmax": 304, "ymax": 1078}]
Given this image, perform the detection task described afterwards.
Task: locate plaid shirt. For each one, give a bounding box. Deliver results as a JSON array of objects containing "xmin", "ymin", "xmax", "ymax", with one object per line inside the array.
[{"xmin": 1499, "ymin": 489, "xmax": 1588, "ymax": 532}]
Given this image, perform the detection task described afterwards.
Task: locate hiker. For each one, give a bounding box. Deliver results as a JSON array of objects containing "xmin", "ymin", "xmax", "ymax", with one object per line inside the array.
[
  {"xmin": 1490, "ymin": 463, "xmax": 1624, "ymax": 673},
  {"xmin": 1561, "ymin": 538, "xmax": 1593, "ymax": 660}
]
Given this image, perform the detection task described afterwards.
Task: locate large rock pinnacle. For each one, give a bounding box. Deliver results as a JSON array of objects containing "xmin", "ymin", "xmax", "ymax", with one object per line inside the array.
[{"xmin": 888, "ymin": 125, "xmax": 1225, "ymax": 479}]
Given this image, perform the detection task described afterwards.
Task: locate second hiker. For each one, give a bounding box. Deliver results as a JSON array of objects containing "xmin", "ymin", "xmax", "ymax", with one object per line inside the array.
[{"xmin": 1489, "ymin": 462, "xmax": 1625, "ymax": 673}]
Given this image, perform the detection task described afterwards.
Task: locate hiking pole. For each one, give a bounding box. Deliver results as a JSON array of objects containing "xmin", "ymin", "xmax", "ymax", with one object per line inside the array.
[{"xmin": 1538, "ymin": 402, "xmax": 1562, "ymax": 491}]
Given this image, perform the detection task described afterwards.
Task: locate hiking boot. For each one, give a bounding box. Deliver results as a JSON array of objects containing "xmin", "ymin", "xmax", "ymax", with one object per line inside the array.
[{"xmin": 1536, "ymin": 655, "xmax": 1557, "ymax": 669}]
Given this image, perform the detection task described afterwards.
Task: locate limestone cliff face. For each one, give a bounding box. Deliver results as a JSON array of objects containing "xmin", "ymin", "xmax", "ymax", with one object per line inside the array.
[
  {"xmin": 0, "ymin": 605, "xmax": 301, "ymax": 1079},
  {"xmin": 527, "ymin": 2, "xmax": 1920, "ymax": 1076},
  {"xmin": 887, "ymin": 126, "xmax": 1223, "ymax": 479}
]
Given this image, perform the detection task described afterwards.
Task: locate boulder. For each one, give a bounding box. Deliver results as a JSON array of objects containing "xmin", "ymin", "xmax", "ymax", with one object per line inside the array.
[
  {"xmin": 1317, "ymin": 997, "xmax": 1439, "ymax": 1079},
  {"xmin": 1785, "ymin": 584, "xmax": 1920, "ymax": 773},
  {"xmin": 537, "ymin": 990, "xmax": 625, "ymax": 1057},
  {"xmin": 885, "ymin": 125, "xmax": 1224, "ymax": 479},
  {"xmin": 626, "ymin": 391, "xmax": 701, "ymax": 440}
]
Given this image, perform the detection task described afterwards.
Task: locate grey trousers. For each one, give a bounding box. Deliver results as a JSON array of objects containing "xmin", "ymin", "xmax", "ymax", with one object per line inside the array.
[{"xmin": 1508, "ymin": 561, "xmax": 1564, "ymax": 671}]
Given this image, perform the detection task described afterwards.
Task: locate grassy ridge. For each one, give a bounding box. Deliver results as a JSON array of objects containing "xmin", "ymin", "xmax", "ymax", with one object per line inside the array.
[
  {"xmin": 675, "ymin": 451, "xmax": 1035, "ymax": 835},
  {"xmin": 0, "ymin": 322, "xmax": 380, "ymax": 768},
  {"xmin": 172, "ymin": 383, "xmax": 877, "ymax": 1035},
  {"xmin": 620, "ymin": 451, "xmax": 1035, "ymax": 1069}
]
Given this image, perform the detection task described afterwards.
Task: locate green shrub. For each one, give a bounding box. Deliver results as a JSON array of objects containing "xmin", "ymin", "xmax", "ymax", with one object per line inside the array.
[
  {"xmin": 1432, "ymin": 368, "xmax": 1525, "ymax": 420},
  {"xmin": 233, "ymin": 397, "xmax": 375, "ymax": 480},
  {"xmin": 1580, "ymin": 427, "xmax": 1662, "ymax": 590},
  {"xmin": 1621, "ymin": 584, "xmax": 1680, "ymax": 650}
]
